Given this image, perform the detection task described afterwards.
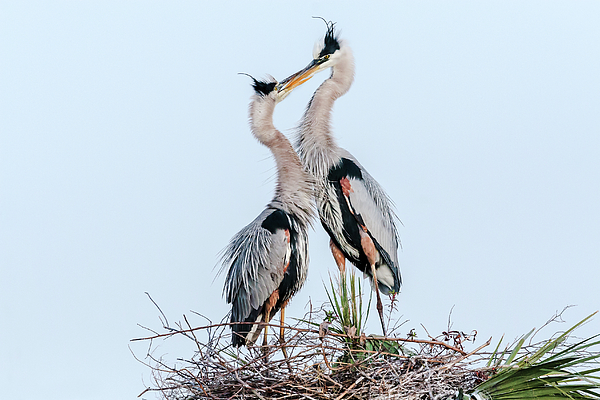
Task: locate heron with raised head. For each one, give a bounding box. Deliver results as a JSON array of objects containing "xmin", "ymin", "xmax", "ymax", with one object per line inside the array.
[
  {"xmin": 280, "ymin": 21, "xmax": 402, "ymax": 336},
  {"xmin": 221, "ymin": 77, "xmax": 314, "ymax": 348}
]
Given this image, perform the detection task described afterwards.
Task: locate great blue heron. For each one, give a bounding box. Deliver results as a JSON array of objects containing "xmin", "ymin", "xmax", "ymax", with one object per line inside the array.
[
  {"xmin": 281, "ymin": 22, "xmax": 402, "ymax": 336},
  {"xmin": 221, "ymin": 77, "xmax": 314, "ymax": 348}
]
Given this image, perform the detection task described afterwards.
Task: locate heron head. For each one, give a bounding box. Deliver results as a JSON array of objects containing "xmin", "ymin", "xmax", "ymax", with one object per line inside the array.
[
  {"xmin": 239, "ymin": 73, "xmax": 299, "ymax": 104},
  {"xmin": 251, "ymin": 77, "xmax": 277, "ymax": 98},
  {"xmin": 239, "ymin": 74, "xmax": 281, "ymax": 102},
  {"xmin": 276, "ymin": 20, "xmax": 346, "ymax": 99},
  {"xmin": 312, "ymin": 19, "xmax": 342, "ymax": 64}
]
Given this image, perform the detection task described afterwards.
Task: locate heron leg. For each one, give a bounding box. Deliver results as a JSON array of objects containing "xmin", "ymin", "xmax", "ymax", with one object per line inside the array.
[
  {"xmin": 262, "ymin": 290, "xmax": 280, "ymax": 357},
  {"xmin": 279, "ymin": 306, "xmax": 293, "ymax": 372},
  {"xmin": 370, "ymin": 263, "xmax": 387, "ymax": 337},
  {"xmin": 330, "ymin": 239, "xmax": 348, "ymax": 296},
  {"xmin": 263, "ymin": 308, "xmax": 270, "ymax": 349},
  {"xmin": 330, "ymin": 239, "xmax": 346, "ymax": 274},
  {"xmin": 359, "ymin": 229, "xmax": 387, "ymax": 337},
  {"xmin": 279, "ymin": 306, "xmax": 285, "ymax": 344}
]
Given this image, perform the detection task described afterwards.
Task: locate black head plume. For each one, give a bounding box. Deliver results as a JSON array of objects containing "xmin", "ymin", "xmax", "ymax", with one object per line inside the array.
[
  {"xmin": 313, "ymin": 17, "xmax": 340, "ymax": 58},
  {"xmin": 238, "ymin": 73, "xmax": 276, "ymax": 96},
  {"xmin": 252, "ymin": 79, "xmax": 276, "ymax": 96}
]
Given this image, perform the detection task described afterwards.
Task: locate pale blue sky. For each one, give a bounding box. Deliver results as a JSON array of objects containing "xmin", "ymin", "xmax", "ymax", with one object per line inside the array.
[{"xmin": 1, "ymin": 2, "xmax": 599, "ymax": 399}]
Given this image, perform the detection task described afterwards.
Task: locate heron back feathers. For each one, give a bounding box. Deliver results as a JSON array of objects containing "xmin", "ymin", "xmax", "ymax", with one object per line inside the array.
[{"xmin": 223, "ymin": 207, "xmax": 309, "ymax": 347}]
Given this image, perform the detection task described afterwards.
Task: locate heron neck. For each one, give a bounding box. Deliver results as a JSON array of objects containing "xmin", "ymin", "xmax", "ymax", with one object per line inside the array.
[
  {"xmin": 250, "ymin": 96, "xmax": 314, "ymax": 226},
  {"xmin": 269, "ymin": 132, "xmax": 314, "ymax": 227},
  {"xmin": 296, "ymin": 52, "xmax": 355, "ymax": 179}
]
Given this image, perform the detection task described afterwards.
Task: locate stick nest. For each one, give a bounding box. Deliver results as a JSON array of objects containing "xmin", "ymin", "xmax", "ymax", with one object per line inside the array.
[{"xmin": 132, "ymin": 303, "xmax": 492, "ymax": 400}]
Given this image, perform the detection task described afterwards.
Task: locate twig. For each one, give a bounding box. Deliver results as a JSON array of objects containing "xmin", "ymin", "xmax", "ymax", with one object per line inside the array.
[
  {"xmin": 334, "ymin": 376, "xmax": 364, "ymax": 400},
  {"xmin": 132, "ymin": 322, "xmax": 467, "ymax": 354},
  {"xmin": 440, "ymin": 337, "xmax": 492, "ymax": 371},
  {"xmin": 145, "ymin": 292, "xmax": 169, "ymax": 328}
]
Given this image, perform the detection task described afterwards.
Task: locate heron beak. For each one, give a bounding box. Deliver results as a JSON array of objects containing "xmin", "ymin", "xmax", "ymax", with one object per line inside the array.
[{"xmin": 277, "ymin": 58, "xmax": 327, "ymax": 101}]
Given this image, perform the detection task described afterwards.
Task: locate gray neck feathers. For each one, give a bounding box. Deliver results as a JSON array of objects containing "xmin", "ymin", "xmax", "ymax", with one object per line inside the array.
[
  {"xmin": 249, "ymin": 94, "xmax": 314, "ymax": 228},
  {"xmin": 295, "ymin": 45, "xmax": 355, "ymax": 180}
]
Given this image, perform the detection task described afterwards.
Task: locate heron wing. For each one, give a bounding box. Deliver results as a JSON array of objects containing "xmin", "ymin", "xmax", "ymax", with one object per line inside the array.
[
  {"xmin": 346, "ymin": 176, "xmax": 399, "ymax": 268},
  {"xmin": 222, "ymin": 208, "xmax": 289, "ymax": 322},
  {"xmin": 337, "ymin": 151, "xmax": 401, "ymax": 290}
]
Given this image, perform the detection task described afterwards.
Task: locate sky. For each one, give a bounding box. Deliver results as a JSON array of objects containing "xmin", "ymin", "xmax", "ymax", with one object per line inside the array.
[{"xmin": 1, "ymin": 2, "xmax": 599, "ymax": 399}]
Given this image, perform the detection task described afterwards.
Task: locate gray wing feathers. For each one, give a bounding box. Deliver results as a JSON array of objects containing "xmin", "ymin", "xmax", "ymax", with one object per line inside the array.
[
  {"xmin": 339, "ymin": 150, "xmax": 399, "ymax": 247},
  {"xmin": 339, "ymin": 150, "xmax": 400, "ymax": 277},
  {"xmin": 319, "ymin": 184, "xmax": 361, "ymax": 260},
  {"xmin": 222, "ymin": 209, "xmax": 288, "ymax": 321},
  {"xmin": 347, "ymin": 177, "xmax": 399, "ymax": 269}
]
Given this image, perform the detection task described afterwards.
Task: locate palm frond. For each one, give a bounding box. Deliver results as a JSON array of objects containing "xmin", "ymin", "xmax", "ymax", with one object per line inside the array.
[{"xmin": 463, "ymin": 312, "xmax": 600, "ymax": 400}]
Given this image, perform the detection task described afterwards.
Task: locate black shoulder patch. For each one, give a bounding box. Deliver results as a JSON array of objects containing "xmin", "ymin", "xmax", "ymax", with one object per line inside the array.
[
  {"xmin": 328, "ymin": 158, "xmax": 363, "ymax": 182},
  {"xmin": 252, "ymin": 79, "xmax": 276, "ymax": 96},
  {"xmin": 319, "ymin": 21, "xmax": 340, "ymax": 58},
  {"xmin": 261, "ymin": 209, "xmax": 290, "ymax": 234}
]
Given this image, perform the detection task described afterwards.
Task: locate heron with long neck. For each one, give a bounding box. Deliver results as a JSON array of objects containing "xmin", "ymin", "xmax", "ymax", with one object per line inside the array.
[
  {"xmin": 281, "ymin": 22, "xmax": 402, "ymax": 335},
  {"xmin": 222, "ymin": 77, "xmax": 314, "ymax": 348}
]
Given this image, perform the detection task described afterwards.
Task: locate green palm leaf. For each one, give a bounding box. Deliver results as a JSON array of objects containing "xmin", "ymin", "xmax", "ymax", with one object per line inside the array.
[{"xmin": 463, "ymin": 312, "xmax": 600, "ymax": 400}]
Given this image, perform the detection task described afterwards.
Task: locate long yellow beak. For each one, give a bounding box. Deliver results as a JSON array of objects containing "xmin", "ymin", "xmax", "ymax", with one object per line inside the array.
[{"xmin": 277, "ymin": 59, "xmax": 327, "ymax": 100}]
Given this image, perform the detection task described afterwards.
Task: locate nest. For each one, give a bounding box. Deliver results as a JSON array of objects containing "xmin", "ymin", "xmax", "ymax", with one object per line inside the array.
[{"xmin": 132, "ymin": 302, "xmax": 493, "ymax": 400}]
